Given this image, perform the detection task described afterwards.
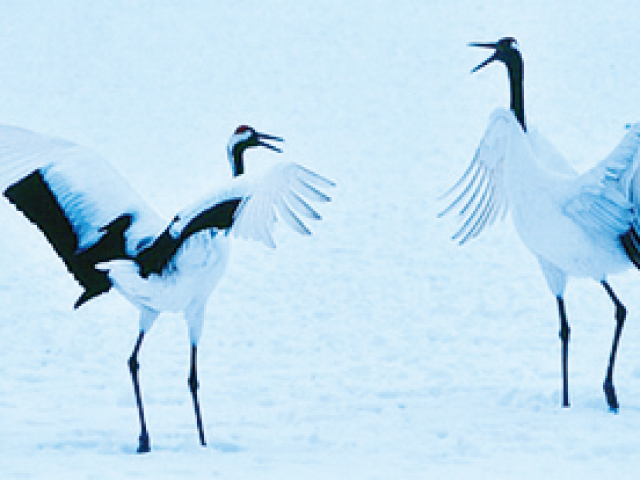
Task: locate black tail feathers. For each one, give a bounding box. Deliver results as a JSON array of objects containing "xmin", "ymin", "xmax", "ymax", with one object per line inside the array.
[{"xmin": 73, "ymin": 214, "xmax": 134, "ymax": 308}]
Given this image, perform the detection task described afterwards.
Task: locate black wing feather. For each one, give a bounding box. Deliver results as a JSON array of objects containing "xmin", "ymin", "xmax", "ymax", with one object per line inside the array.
[
  {"xmin": 4, "ymin": 170, "xmax": 132, "ymax": 308},
  {"xmin": 135, "ymin": 228, "xmax": 179, "ymax": 278},
  {"xmin": 181, "ymin": 198, "xmax": 242, "ymax": 237},
  {"xmin": 135, "ymin": 198, "xmax": 242, "ymax": 278}
]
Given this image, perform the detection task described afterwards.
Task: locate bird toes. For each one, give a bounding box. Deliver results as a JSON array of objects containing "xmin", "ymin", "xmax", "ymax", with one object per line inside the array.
[
  {"xmin": 603, "ymin": 379, "xmax": 620, "ymax": 413},
  {"xmin": 137, "ymin": 432, "xmax": 151, "ymax": 454}
]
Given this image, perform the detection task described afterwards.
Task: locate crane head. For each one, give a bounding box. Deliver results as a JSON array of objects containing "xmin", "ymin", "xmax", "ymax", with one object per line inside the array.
[
  {"xmin": 227, "ymin": 125, "xmax": 284, "ymax": 176},
  {"xmin": 229, "ymin": 125, "xmax": 283, "ymax": 154},
  {"xmin": 469, "ymin": 37, "xmax": 520, "ymax": 73}
]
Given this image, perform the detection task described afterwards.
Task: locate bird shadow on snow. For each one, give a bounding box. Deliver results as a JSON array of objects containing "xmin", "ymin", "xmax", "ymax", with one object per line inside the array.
[
  {"xmin": 35, "ymin": 432, "xmax": 244, "ymax": 455},
  {"xmin": 119, "ymin": 440, "xmax": 245, "ymax": 455}
]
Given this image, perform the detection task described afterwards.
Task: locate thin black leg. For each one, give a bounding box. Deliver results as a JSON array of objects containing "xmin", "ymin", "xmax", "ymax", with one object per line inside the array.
[
  {"xmin": 557, "ymin": 296, "xmax": 570, "ymax": 408},
  {"xmin": 601, "ymin": 281, "xmax": 626, "ymax": 412},
  {"xmin": 129, "ymin": 331, "xmax": 151, "ymax": 453},
  {"xmin": 188, "ymin": 345, "xmax": 207, "ymax": 446}
]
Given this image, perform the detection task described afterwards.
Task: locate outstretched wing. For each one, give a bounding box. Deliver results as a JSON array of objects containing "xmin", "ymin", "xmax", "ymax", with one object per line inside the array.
[
  {"xmin": 232, "ymin": 162, "xmax": 335, "ymax": 248},
  {"xmin": 135, "ymin": 162, "xmax": 334, "ymax": 277},
  {"xmin": 438, "ymin": 108, "xmax": 513, "ymax": 244},
  {"xmin": 39, "ymin": 144, "xmax": 164, "ymax": 255},
  {"xmin": 563, "ymin": 122, "xmax": 640, "ymax": 239},
  {"xmin": 0, "ymin": 124, "xmax": 164, "ymax": 306}
]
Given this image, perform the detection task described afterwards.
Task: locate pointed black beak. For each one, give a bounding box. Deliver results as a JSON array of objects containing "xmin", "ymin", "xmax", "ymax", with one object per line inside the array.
[
  {"xmin": 257, "ymin": 132, "xmax": 284, "ymax": 153},
  {"xmin": 469, "ymin": 42, "xmax": 498, "ymax": 49},
  {"xmin": 469, "ymin": 42, "xmax": 499, "ymax": 73}
]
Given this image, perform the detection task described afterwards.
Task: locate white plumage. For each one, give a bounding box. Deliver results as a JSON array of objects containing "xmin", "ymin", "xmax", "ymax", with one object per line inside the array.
[
  {"xmin": 440, "ymin": 38, "xmax": 640, "ymax": 412},
  {"xmin": 99, "ymin": 161, "xmax": 333, "ymax": 336},
  {"xmin": 0, "ymin": 125, "xmax": 162, "ymax": 255},
  {"xmin": 232, "ymin": 163, "xmax": 332, "ymax": 246},
  {"xmin": 443, "ymin": 108, "xmax": 640, "ymax": 280}
]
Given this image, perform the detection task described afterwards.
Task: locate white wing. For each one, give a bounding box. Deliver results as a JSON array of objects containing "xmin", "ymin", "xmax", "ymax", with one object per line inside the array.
[
  {"xmin": 527, "ymin": 127, "xmax": 576, "ymax": 176},
  {"xmin": 0, "ymin": 124, "xmax": 164, "ymax": 254},
  {"xmin": 232, "ymin": 162, "xmax": 335, "ymax": 248},
  {"xmin": 438, "ymin": 108, "xmax": 513, "ymax": 244},
  {"xmin": 0, "ymin": 125, "xmax": 73, "ymax": 189},
  {"xmin": 563, "ymin": 122, "xmax": 640, "ymax": 238}
]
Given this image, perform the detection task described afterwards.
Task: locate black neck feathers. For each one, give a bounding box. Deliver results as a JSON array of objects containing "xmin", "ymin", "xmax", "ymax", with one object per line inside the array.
[
  {"xmin": 505, "ymin": 50, "xmax": 526, "ymax": 131},
  {"xmin": 231, "ymin": 143, "xmax": 246, "ymax": 177}
]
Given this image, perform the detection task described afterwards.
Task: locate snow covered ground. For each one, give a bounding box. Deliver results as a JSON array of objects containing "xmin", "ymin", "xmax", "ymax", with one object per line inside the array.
[{"xmin": 1, "ymin": 0, "xmax": 640, "ymax": 478}]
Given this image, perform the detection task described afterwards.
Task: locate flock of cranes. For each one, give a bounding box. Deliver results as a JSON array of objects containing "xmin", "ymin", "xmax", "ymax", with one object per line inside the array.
[{"xmin": 2, "ymin": 37, "xmax": 639, "ymax": 453}]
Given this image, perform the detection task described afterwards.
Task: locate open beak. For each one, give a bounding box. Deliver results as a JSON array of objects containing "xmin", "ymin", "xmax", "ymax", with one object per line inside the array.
[
  {"xmin": 257, "ymin": 132, "xmax": 284, "ymax": 153},
  {"xmin": 469, "ymin": 42, "xmax": 499, "ymax": 73}
]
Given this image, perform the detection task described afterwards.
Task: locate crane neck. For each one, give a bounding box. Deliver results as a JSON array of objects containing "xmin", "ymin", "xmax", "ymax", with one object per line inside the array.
[
  {"xmin": 228, "ymin": 145, "xmax": 245, "ymax": 177},
  {"xmin": 506, "ymin": 55, "xmax": 526, "ymax": 131}
]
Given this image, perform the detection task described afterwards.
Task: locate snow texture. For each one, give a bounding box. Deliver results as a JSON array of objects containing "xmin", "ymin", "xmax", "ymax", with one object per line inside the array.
[{"xmin": 1, "ymin": 1, "xmax": 640, "ymax": 478}]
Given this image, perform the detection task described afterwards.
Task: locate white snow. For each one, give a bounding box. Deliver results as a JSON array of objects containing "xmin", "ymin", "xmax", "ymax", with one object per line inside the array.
[{"xmin": 1, "ymin": 0, "xmax": 640, "ymax": 478}]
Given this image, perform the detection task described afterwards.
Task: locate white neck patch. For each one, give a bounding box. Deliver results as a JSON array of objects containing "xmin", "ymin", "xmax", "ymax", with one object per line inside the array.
[{"xmin": 226, "ymin": 130, "xmax": 253, "ymax": 158}]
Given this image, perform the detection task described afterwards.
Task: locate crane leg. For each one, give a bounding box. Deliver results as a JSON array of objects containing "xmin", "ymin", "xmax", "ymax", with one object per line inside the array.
[
  {"xmin": 557, "ymin": 297, "xmax": 570, "ymax": 408},
  {"xmin": 188, "ymin": 345, "xmax": 207, "ymax": 446},
  {"xmin": 601, "ymin": 281, "xmax": 626, "ymax": 412},
  {"xmin": 129, "ymin": 331, "xmax": 151, "ymax": 453}
]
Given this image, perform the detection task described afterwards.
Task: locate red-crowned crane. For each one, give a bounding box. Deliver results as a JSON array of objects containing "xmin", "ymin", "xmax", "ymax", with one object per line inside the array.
[
  {"xmin": 440, "ymin": 37, "xmax": 640, "ymax": 412},
  {"xmin": 1, "ymin": 124, "xmax": 334, "ymax": 452}
]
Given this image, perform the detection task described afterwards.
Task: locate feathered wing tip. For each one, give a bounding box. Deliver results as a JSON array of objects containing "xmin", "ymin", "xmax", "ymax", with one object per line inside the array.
[
  {"xmin": 620, "ymin": 123, "xmax": 640, "ymax": 204},
  {"xmin": 613, "ymin": 122, "xmax": 640, "ymax": 270},
  {"xmin": 0, "ymin": 124, "xmax": 74, "ymax": 192},
  {"xmin": 594, "ymin": 122, "xmax": 640, "ymax": 196},
  {"xmin": 232, "ymin": 162, "xmax": 335, "ymax": 248},
  {"xmin": 437, "ymin": 153, "xmax": 506, "ymax": 245},
  {"xmin": 561, "ymin": 122, "xmax": 640, "ymax": 244},
  {"xmin": 438, "ymin": 109, "xmax": 512, "ymax": 245}
]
